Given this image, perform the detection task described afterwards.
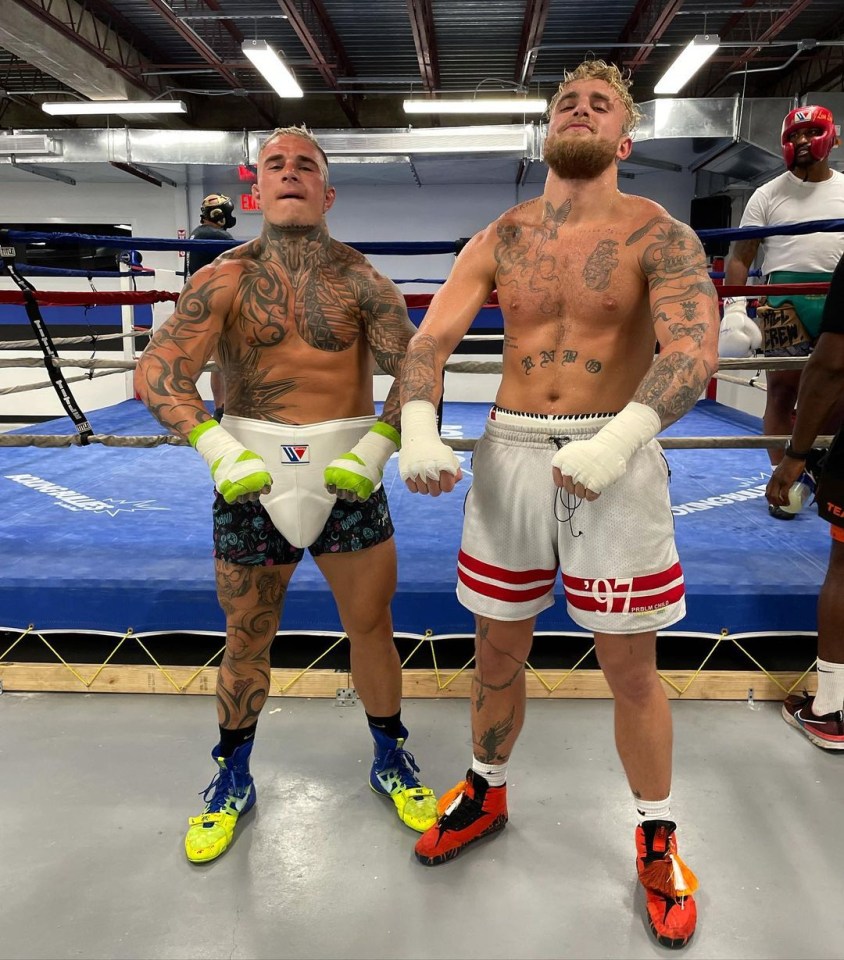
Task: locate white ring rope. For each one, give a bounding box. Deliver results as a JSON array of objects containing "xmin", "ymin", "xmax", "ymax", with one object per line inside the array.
[
  {"xmin": 0, "ymin": 328, "xmax": 150, "ymax": 351},
  {"xmin": 0, "ymin": 368, "xmax": 119, "ymax": 397},
  {"xmin": 0, "ymin": 352, "xmax": 806, "ymax": 398},
  {"xmin": 0, "ymin": 432, "xmax": 832, "ymax": 451},
  {"xmin": 712, "ymin": 372, "xmax": 767, "ymax": 392}
]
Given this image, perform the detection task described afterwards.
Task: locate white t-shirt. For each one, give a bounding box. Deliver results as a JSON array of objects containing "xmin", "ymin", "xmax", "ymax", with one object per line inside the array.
[{"xmin": 739, "ymin": 169, "xmax": 844, "ymax": 275}]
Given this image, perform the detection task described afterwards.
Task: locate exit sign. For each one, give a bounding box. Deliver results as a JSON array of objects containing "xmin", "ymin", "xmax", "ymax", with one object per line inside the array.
[{"xmin": 240, "ymin": 193, "xmax": 259, "ymax": 211}]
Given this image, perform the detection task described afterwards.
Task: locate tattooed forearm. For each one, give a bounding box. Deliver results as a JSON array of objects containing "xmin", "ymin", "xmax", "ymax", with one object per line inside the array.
[
  {"xmin": 633, "ymin": 352, "xmax": 715, "ymax": 424},
  {"xmin": 400, "ymin": 333, "xmax": 440, "ymax": 405},
  {"xmin": 380, "ymin": 380, "xmax": 402, "ymax": 429}
]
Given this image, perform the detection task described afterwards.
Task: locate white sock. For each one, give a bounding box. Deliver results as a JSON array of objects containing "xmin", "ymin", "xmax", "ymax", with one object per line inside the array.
[
  {"xmin": 813, "ymin": 658, "xmax": 844, "ymax": 716},
  {"xmin": 472, "ymin": 757, "xmax": 507, "ymax": 787},
  {"xmin": 635, "ymin": 795, "xmax": 672, "ymax": 824}
]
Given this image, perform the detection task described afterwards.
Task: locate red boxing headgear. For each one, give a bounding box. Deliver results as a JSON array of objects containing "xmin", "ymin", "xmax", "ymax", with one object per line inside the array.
[{"xmin": 781, "ymin": 105, "xmax": 836, "ymax": 168}]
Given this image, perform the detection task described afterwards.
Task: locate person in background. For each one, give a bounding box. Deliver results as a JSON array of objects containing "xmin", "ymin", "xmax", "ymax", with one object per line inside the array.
[
  {"xmin": 187, "ymin": 193, "xmax": 237, "ymax": 421},
  {"xmin": 767, "ymin": 250, "xmax": 844, "ymax": 750},
  {"xmin": 720, "ymin": 105, "xmax": 844, "ymax": 519}
]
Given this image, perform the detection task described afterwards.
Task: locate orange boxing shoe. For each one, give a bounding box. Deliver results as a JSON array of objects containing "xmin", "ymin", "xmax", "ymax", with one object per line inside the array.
[
  {"xmin": 414, "ymin": 770, "xmax": 508, "ymax": 866},
  {"xmin": 636, "ymin": 820, "xmax": 698, "ymax": 949}
]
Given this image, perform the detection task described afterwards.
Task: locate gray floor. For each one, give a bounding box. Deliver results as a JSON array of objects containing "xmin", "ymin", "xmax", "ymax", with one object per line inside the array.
[{"xmin": 2, "ymin": 693, "xmax": 843, "ymax": 960}]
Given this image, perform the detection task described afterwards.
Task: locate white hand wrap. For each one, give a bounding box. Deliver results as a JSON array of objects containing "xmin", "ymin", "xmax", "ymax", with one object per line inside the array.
[
  {"xmin": 189, "ymin": 419, "xmax": 272, "ymax": 504},
  {"xmin": 718, "ymin": 297, "xmax": 762, "ymax": 358},
  {"xmin": 398, "ymin": 400, "xmax": 460, "ymax": 482},
  {"xmin": 551, "ymin": 402, "xmax": 661, "ymax": 495},
  {"xmin": 323, "ymin": 422, "xmax": 400, "ymax": 501}
]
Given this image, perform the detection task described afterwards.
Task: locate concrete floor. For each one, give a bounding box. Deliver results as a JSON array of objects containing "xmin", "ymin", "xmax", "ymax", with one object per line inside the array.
[{"xmin": 1, "ymin": 693, "xmax": 842, "ymax": 960}]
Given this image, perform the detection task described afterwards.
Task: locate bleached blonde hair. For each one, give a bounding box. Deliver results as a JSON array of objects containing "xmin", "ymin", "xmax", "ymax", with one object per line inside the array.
[
  {"xmin": 548, "ymin": 59, "xmax": 641, "ymax": 135},
  {"xmin": 258, "ymin": 125, "xmax": 330, "ymax": 184}
]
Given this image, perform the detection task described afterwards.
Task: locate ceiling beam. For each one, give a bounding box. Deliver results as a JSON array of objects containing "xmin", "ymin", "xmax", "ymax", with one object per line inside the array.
[
  {"xmin": 406, "ymin": 0, "xmax": 440, "ymax": 93},
  {"xmin": 716, "ymin": 0, "xmax": 759, "ymax": 42},
  {"xmin": 6, "ymin": 0, "xmax": 162, "ymax": 100},
  {"xmin": 276, "ymin": 0, "xmax": 359, "ymax": 126},
  {"xmin": 764, "ymin": 9, "xmax": 844, "ymax": 97},
  {"xmin": 515, "ymin": 0, "xmax": 550, "ymax": 87},
  {"xmin": 704, "ymin": 0, "xmax": 816, "ymax": 94},
  {"xmin": 143, "ymin": 0, "xmax": 277, "ymax": 127},
  {"xmin": 616, "ymin": 0, "xmax": 684, "ymax": 73}
]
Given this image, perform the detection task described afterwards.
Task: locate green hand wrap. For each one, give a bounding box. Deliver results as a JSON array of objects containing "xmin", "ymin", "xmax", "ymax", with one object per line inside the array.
[
  {"xmin": 323, "ymin": 422, "xmax": 400, "ymax": 502},
  {"xmin": 189, "ymin": 419, "xmax": 273, "ymax": 504}
]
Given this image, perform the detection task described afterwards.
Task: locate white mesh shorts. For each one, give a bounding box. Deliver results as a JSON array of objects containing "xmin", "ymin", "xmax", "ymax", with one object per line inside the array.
[{"xmin": 457, "ymin": 407, "xmax": 686, "ymax": 634}]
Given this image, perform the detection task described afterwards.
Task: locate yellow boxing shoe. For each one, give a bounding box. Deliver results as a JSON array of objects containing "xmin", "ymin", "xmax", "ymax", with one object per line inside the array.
[
  {"xmin": 369, "ymin": 726, "xmax": 438, "ymax": 833},
  {"xmin": 185, "ymin": 742, "xmax": 256, "ymax": 863}
]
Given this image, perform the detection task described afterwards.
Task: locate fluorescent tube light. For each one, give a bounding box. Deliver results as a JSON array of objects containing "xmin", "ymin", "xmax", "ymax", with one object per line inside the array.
[
  {"xmin": 242, "ymin": 40, "xmax": 303, "ymax": 98},
  {"xmin": 654, "ymin": 35, "xmax": 720, "ymax": 95},
  {"xmin": 330, "ymin": 155, "xmax": 411, "ymax": 164},
  {"xmin": 42, "ymin": 100, "xmax": 187, "ymax": 115},
  {"xmin": 403, "ymin": 97, "xmax": 547, "ymax": 115}
]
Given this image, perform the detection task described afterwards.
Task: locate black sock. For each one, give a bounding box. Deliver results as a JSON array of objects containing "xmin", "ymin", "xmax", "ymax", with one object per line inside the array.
[
  {"xmin": 212, "ymin": 406, "xmax": 225, "ymax": 423},
  {"xmin": 366, "ymin": 711, "xmax": 403, "ymax": 740},
  {"xmin": 217, "ymin": 722, "xmax": 257, "ymax": 758}
]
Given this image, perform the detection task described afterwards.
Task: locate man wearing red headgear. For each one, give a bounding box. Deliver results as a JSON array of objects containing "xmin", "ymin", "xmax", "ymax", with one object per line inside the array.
[{"xmin": 720, "ymin": 104, "xmax": 844, "ymax": 518}]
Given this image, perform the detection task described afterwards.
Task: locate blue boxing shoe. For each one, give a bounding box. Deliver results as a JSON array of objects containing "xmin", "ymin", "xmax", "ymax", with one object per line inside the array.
[
  {"xmin": 185, "ymin": 741, "xmax": 256, "ymax": 863},
  {"xmin": 369, "ymin": 725, "xmax": 438, "ymax": 833}
]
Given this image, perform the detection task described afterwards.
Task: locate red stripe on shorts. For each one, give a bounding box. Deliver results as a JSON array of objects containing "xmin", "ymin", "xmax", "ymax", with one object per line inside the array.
[
  {"xmin": 458, "ymin": 568, "xmax": 555, "ymax": 604},
  {"xmin": 565, "ymin": 582, "xmax": 685, "ymax": 614},
  {"xmin": 561, "ymin": 561, "xmax": 683, "ymax": 593},
  {"xmin": 458, "ymin": 549, "xmax": 557, "ymax": 585}
]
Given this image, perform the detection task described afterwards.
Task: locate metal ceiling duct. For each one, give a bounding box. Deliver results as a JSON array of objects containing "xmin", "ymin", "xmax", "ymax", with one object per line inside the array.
[{"xmin": 1, "ymin": 95, "xmax": 841, "ymax": 185}]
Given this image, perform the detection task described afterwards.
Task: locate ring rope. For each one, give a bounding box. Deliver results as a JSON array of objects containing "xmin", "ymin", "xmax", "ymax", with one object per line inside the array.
[
  {"xmin": 0, "ymin": 290, "xmax": 177, "ymax": 306},
  {"xmin": 0, "ymin": 368, "xmax": 120, "ymax": 397},
  {"xmin": 0, "ymin": 433, "xmax": 831, "ymax": 451},
  {"xmin": 5, "ymin": 218, "xmax": 844, "ymax": 253},
  {"xmin": 0, "ymin": 328, "xmax": 151, "ymax": 351},
  {"xmin": 0, "ymin": 354, "xmax": 810, "ymax": 374},
  {"xmin": 0, "ymin": 284, "xmax": 831, "ymax": 310},
  {"xmin": 712, "ymin": 372, "xmax": 767, "ymax": 391}
]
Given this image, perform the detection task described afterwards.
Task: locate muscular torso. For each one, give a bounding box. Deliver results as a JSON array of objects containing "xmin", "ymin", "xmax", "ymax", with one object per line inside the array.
[
  {"xmin": 218, "ymin": 238, "xmax": 375, "ymax": 424},
  {"xmin": 491, "ymin": 196, "xmax": 658, "ymax": 415}
]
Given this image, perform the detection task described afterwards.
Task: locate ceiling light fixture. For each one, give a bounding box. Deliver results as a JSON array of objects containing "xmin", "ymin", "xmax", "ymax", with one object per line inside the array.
[
  {"xmin": 403, "ymin": 97, "xmax": 547, "ymax": 115},
  {"xmin": 42, "ymin": 99, "xmax": 187, "ymax": 116},
  {"xmin": 654, "ymin": 35, "xmax": 720, "ymax": 95},
  {"xmin": 242, "ymin": 40, "xmax": 303, "ymax": 98},
  {"xmin": 329, "ymin": 155, "xmax": 411, "ymax": 164}
]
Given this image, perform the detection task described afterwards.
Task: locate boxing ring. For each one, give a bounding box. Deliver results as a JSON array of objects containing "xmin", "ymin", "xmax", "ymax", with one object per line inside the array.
[{"xmin": 0, "ymin": 224, "xmax": 838, "ymax": 700}]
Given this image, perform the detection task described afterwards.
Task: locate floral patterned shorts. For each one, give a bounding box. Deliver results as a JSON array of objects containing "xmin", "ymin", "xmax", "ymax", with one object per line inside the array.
[{"xmin": 212, "ymin": 487, "xmax": 394, "ymax": 565}]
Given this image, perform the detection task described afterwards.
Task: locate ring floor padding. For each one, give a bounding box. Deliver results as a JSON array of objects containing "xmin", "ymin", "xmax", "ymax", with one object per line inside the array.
[{"xmin": 0, "ymin": 399, "xmax": 826, "ymax": 636}]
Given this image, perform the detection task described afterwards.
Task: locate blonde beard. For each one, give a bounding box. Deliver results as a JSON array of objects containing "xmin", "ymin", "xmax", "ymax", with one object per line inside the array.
[{"xmin": 544, "ymin": 134, "xmax": 619, "ymax": 179}]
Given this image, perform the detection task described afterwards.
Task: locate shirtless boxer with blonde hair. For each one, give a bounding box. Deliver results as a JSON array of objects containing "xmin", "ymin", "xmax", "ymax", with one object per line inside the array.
[{"xmin": 398, "ymin": 61, "xmax": 719, "ymax": 949}]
